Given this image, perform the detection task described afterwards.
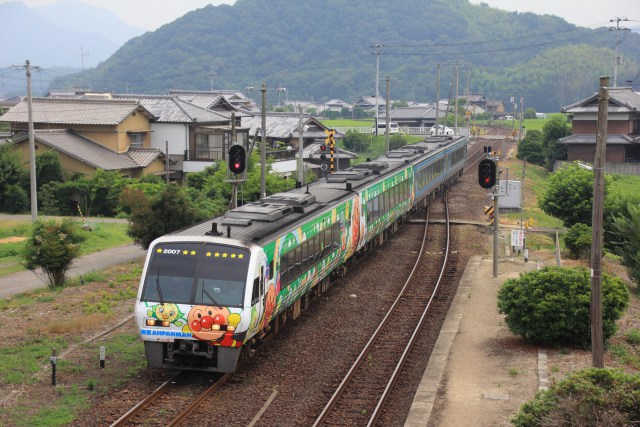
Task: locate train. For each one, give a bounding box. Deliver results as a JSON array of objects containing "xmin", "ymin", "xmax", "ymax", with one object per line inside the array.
[{"xmin": 135, "ymin": 135, "xmax": 468, "ymax": 372}]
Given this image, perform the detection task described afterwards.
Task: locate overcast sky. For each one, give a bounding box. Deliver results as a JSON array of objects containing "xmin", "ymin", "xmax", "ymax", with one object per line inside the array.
[{"xmin": 5, "ymin": 0, "xmax": 640, "ymax": 31}]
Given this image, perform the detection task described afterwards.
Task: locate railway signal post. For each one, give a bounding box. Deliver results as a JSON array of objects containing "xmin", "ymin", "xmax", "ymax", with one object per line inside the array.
[{"xmin": 478, "ymin": 157, "xmax": 500, "ymax": 277}]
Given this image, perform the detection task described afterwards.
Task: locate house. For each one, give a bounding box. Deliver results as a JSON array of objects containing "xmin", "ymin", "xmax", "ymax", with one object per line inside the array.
[
  {"xmin": 560, "ymin": 87, "xmax": 640, "ymax": 173},
  {"xmin": 354, "ymin": 96, "xmax": 387, "ymax": 114},
  {"xmin": 458, "ymin": 94, "xmax": 504, "ymax": 117},
  {"xmin": 389, "ymin": 104, "xmax": 448, "ymax": 128},
  {"xmin": 0, "ymin": 97, "xmax": 167, "ymax": 177},
  {"xmin": 169, "ymin": 90, "xmax": 258, "ymax": 115},
  {"xmin": 241, "ymin": 112, "xmax": 355, "ymax": 173},
  {"xmin": 113, "ymin": 94, "xmax": 250, "ymax": 175}
]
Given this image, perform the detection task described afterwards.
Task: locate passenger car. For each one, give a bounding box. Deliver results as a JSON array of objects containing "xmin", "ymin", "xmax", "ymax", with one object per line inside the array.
[
  {"xmin": 371, "ymin": 122, "xmax": 400, "ymax": 135},
  {"xmin": 430, "ymin": 125, "xmax": 454, "ymax": 136}
]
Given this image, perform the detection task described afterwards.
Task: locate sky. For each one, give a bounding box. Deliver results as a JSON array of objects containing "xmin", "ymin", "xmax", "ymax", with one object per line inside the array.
[{"xmin": 3, "ymin": 0, "xmax": 639, "ymax": 31}]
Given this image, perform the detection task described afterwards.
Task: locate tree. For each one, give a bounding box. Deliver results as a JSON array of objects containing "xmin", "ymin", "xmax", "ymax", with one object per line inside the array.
[
  {"xmin": 613, "ymin": 202, "xmax": 640, "ymax": 286},
  {"xmin": 0, "ymin": 144, "xmax": 28, "ymax": 212},
  {"xmin": 342, "ymin": 130, "xmax": 369, "ymax": 153},
  {"xmin": 539, "ymin": 162, "xmax": 610, "ymax": 227},
  {"xmin": 123, "ymin": 184, "xmax": 205, "ymax": 249},
  {"xmin": 22, "ymin": 219, "xmax": 83, "ymax": 288},
  {"xmin": 523, "ymin": 107, "xmax": 537, "ymax": 119},
  {"xmin": 516, "ymin": 129, "xmax": 545, "ymax": 166},
  {"xmin": 497, "ymin": 266, "xmax": 629, "ymax": 347},
  {"xmin": 564, "ymin": 223, "xmax": 592, "ymax": 259},
  {"xmin": 513, "ymin": 368, "xmax": 640, "ymax": 427},
  {"xmin": 36, "ymin": 150, "xmax": 64, "ymax": 190},
  {"xmin": 542, "ymin": 114, "xmax": 570, "ymax": 171}
]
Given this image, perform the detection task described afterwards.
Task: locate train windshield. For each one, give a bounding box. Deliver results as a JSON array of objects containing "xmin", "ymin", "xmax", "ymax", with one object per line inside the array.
[{"xmin": 141, "ymin": 242, "xmax": 250, "ymax": 308}]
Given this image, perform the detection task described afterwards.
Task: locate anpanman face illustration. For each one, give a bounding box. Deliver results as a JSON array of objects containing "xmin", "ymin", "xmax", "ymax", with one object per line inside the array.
[{"xmin": 188, "ymin": 305, "xmax": 231, "ymax": 341}]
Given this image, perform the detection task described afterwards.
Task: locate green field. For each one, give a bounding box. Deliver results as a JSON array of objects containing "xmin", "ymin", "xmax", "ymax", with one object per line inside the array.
[{"xmin": 320, "ymin": 118, "xmax": 374, "ymax": 127}]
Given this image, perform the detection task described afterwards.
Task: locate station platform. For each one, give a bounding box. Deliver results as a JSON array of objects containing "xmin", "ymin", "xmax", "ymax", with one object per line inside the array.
[{"xmin": 405, "ymin": 255, "xmax": 543, "ymax": 426}]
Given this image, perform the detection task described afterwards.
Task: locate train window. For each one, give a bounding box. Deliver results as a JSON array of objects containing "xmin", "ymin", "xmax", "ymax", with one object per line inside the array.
[
  {"xmin": 251, "ymin": 277, "xmax": 260, "ymax": 305},
  {"xmin": 324, "ymin": 228, "xmax": 332, "ymax": 254},
  {"xmin": 195, "ymin": 278, "xmax": 243, "ymax": 307},
  {"xmin": 269, "ymin": 259, "xmax": 274, "ymax": 281}
]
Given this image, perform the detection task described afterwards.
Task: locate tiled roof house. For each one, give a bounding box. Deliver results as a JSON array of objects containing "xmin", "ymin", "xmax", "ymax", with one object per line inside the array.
[{"xmin": 0, "ymin": 97, "xmax": 166, "ymax": 178}]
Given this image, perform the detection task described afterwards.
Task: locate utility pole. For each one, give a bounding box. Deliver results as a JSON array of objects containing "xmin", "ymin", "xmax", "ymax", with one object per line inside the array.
[
  {"xmin": 591, "ymin": 76, "xmax": 609, "ymax": 368},
  {"xmin": 80, "ymin": 45, "xmax": 89, "ymax": 90},
  {"xmin": 610, "ymin": 18, "xmax": 630, "ymax": 87},
  {"xmin": 298, "ymin": 106, "xmax": 304, "ymax": 185},
  {"xmin": 208, "ymin": 66, "xmax": 217, "ymax": 92},
  {"xmin": 371, "ymin": 44, "xmax": 384, "ymax": 133},
  {"xmin": 260, "ymin": 83, "xmax": 267, "ymax": 198},
  {"xmin": 455, "ymin": 62, "xmax": 459, "ymax": 132},
  {"xmin": 27, "ymin": 61, "xmax": 37, "ymax": 222},
  {"xmin": 11, "ymin": 61, "xmax": 41, "ymax": 222},
  {"xmin": 385, "ymin": 76, "xmax": 390, "ymax": 154},
  {"xmin": 519, "ymin": 95, "xmax": 524, "ymax": 140},
  {"xmin": 435, "ymin": 64, "xmax": 440, "ymax": 125}
]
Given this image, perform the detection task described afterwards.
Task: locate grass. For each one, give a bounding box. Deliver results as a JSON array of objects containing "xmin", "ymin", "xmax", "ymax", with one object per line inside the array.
[
  {"xmin": 320, "ymin": 118, "xmax": 374, "ymax": 127},
  {"xmin": 0, "ymin": 220, "xmax": 131, "ymax": 277},
  {"xmin": 3, "ymin": 333, "xmax": 145, "ymax": 427},
  {"xmin": 0, "ymin": 335, "xmax": 69, "ymax": 385}
]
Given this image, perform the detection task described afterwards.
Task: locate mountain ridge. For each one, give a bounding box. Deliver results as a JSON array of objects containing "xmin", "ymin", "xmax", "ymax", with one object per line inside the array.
[{"xmin": 11, "ymin": 0, "xmax": 640, "ymax": 112}]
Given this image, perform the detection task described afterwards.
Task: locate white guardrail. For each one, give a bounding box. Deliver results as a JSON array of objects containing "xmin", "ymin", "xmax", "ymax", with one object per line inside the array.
[{"xmin": 333, "ymin": 127, "xmax": 469, "ymax": 136}]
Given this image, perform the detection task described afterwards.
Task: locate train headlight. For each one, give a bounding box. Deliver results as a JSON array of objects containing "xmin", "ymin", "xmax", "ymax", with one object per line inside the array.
[
  {"xmin": 212, "ymin": 324, "xmax": 221, "ymax": 331},
  {"xmin": 228, "ymin": 325, "xmax": 235, "ymax": 332},
  {"xmin": 161, "ymin": 321, "xmax": 170, "ymax": 327},
  {"xmin": 146, "ymin": 319, "xmax": 156, "ymax": 326}
]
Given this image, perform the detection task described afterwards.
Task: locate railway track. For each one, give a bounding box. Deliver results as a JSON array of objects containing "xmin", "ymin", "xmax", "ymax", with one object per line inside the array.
[
  {"xmin": 109, "ymin": 371, "xmax": 231, "ymax": 426},
  {"xmin": 312, "ymin": 192, "xmax": 453, "ymax": 426}
]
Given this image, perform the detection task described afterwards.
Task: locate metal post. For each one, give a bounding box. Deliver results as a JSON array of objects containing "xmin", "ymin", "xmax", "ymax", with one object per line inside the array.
[
  {"xmin": 165, "ymin": 141, "xmax": 170, "ymax": 184},
  {"xmin": 260, "ymin": 83, "xmax": 267, "ymax": 198},
  {"xmin": 26, "ymin": 60, "xmax": 37, "ymax": 223},
  {"xmin": 50, "ymin": 348, "xmax": 57, "ymax": 386},
  {"xmin": 591, "ymin": 76, "xmax": 609, "ymax": 368}
]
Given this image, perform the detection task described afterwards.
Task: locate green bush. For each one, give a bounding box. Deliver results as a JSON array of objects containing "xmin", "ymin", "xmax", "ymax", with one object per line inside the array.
[
  {"xmin": 512, "ymin": 368, "xmax": 640, "ymax": 426},
  {"xmin": 564, "ymin": 223, "xmax": 592, "ymax": 259},
  {"xmin": 22, "ymin": 219, "xmax": 83, "ymax": 288},
  {"xmin": 497, "ymin": 266, "xmax": 629, "ymax": 347},
  {"xmin": 4, "ymin": 184, "xmax": 29, "ymax": 214}
]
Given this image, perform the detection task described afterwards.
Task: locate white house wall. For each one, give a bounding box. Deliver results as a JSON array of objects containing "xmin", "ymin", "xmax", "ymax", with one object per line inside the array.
[{"xmin": 150, "ymin": 123, "xmax": 189, "ymax": 155}]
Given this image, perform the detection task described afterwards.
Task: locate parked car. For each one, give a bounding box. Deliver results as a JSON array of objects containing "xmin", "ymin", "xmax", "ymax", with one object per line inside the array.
[
  {"xmin": 430, "ymin": 125, "xmax": 454, "ymax": 136},
  {"xmin": 371, "ymin": 122, "xmax": 400, "ymax": 135}
]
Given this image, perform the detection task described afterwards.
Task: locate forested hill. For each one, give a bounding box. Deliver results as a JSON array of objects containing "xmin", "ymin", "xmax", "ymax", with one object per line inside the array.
[{"xmin": 53, "ymin": 0, "xmax": 640, "ymax": 112}]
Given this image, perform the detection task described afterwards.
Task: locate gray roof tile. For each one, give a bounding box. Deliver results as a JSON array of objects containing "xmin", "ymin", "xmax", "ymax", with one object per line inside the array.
[
  {"xmin": 17, "ymin": 129, "xmax": 141, "ymax": 170},
  {"xmin": 0, "ymin": 98, "xmax": 155, "ymax": 125}
]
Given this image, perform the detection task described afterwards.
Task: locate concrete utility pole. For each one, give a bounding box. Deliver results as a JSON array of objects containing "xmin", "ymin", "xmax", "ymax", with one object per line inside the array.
[
  {"xmin": 261, "ymin": 83, "xmax": 267, "ymax": 198},
  {"xmin": 591, "ymin": 76, "xmax": 609, "ymax": 368},
  {"xmin": 493, "ymin": 183, "xmax": 500, "ymax": 278},
  {"xmin": 436, "ymin": 64, "xmax": 441, "ymax": 125},
  {"xmin": 455, "ymin": 62, "xmax": 459, "ymax": 132},
  {"xmin": 385, "ymin": 76, "xmax": 390, "ymax": 154},
  {"xmin": 610, "ymin": 18, "xmax": 630, "ymax": 87},
  {"xmin": 298, "ymin": 106, "xmax": 304, "ymax": 185},
  {"xmin": 10, "ymin": 60, "xmax": 42, "ymax": 222},
  {"xmin": 208, "ymin": 66, "xmax": 217, "ymax": 92},
  {"xmin": 23, "ymin": 60, "xmax": 38, "ymax": 223},
  {"xmin": 371, "ymin": 44, "xmax": 384, "ymax": 133}
]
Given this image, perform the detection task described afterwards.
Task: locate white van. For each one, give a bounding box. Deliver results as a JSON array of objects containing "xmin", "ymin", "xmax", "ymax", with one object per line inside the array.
[{"xmin": 371, "ymin": 122, "xmax": 400, "ymax": 135}]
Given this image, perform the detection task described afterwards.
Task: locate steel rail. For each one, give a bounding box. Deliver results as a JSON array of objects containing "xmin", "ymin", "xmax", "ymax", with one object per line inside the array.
[
  {"xmin": 109, "ymin": 371, "xmax": 184, "ymax": 427},
  {"xmin": 313, "ymin": 204, "xmax": 433, "ymax": 427},
  {"xmin": 367, "ymin": 191, "xmax": 451, "ymax": 426}
]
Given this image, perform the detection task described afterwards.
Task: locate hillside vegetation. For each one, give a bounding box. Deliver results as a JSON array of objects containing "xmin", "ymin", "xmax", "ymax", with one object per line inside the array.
[{"xmin": 52, "ymin": 0, "xmax": 640, "ymax": 112}]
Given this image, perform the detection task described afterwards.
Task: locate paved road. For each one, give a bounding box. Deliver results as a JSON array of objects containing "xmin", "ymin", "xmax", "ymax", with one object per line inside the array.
[{"xmin": 0, "ymin": 243, "xmax": 147, "ymax": 299}]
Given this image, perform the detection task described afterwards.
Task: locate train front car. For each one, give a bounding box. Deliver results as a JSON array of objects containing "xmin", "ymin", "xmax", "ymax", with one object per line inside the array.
[{"xmin": 135, "ymin": 237, "xmax": 259, "ymax": 373}]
